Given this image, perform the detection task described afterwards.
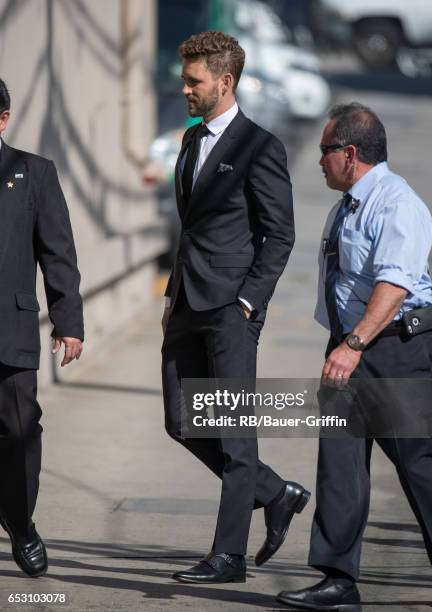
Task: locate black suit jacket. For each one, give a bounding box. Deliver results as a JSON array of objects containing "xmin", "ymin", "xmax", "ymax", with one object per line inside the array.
[
  {"xmin": 0, "ymin": 140, "xmax": 84, "ymax": 369},
  {"xmin": 165, "ymin": 109, "xmax": 294, "ymax": 313}
]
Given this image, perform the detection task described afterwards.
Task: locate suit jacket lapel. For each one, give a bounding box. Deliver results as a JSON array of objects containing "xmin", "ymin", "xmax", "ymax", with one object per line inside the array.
[
  {"xmin": 175, "ymin": 124, "xmax": 200, "ymax": 219},
  {"xmin": 189, "ymin": 130, "xmax": 232, "ymax": 200},
  {"xmin": 0, "ymin": 141, "xmax": 29, "ymax": 272},
  {"xmin": 0, "ymin": 141, "xmax": 23, "ymax": 203}
]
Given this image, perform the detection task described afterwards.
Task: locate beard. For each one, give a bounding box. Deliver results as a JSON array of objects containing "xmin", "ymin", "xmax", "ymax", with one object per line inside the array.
[{"xmin": 187, "ymin": 85, "xmax": 220, "ymax": 118}]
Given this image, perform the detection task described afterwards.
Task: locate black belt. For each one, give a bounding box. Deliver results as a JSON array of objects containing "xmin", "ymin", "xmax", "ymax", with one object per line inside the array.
[
  {"xmin": 339, "ymin": 307, "xmax": 432, "ymax": 345},
  {"xmin": 376, "ymin": 321, "xmax": 405, "ymax": 338},
  {"xmin": 341, "ymin": 321, "xmax": 405, "ymax": 344}
]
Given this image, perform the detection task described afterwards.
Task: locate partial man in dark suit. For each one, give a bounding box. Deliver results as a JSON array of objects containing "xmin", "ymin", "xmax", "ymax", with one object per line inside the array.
[
  {"xmin": 161, "ymin": 32, "xmax": 310, "ymax": 584},
  {"xmin": 0, "ymin": 79, "xmax": 84, "ymax": 577}
]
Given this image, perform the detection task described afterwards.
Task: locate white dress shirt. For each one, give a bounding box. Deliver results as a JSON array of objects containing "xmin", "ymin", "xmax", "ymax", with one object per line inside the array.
[{"xmin": 191, "ymin": 102, "xmax": 239, "ymax": 184}]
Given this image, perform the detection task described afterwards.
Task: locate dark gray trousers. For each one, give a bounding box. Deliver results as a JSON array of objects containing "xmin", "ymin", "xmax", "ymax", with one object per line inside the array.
[
  {"xmin": 0, "ymin": 364, "xmax": 42, "ymax": 537},
  {"xmin": 309, "ymin": 332, "xmax": 432, "ymax": 579},
  {"xmin": 162, "ymin": 283, "xmax": 284, "ymax": 554}
]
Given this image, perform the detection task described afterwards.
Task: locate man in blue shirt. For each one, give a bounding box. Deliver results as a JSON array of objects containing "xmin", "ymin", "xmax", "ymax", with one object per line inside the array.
[{"xmin": 277, "ymin": 103, "xmax": 432, "ymax": 610}]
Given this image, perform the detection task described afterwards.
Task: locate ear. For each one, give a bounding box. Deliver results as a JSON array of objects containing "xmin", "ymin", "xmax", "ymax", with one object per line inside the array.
[
  {"xmin": 345, "ymin": 144, "xmax": 356, "ymax": 161},
  {"xmin": 0, "ymin": 110, "xmax": 10, "ymax": 134},
  {"xmin": 220, "ymin": 72, "xmax": 234, "ymax": 95}
]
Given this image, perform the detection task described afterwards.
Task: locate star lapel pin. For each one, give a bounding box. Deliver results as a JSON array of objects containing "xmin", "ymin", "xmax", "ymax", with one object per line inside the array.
[{"xmin": 7, "ymin": 181, "xmax": 14, "ymax": 189}]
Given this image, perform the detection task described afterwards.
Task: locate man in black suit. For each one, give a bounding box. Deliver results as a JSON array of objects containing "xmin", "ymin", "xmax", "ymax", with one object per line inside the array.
[
  {"xmin": 162, "ymin": 32, "xmax": 310, "ymax": 584},
  {"xmin": 0, "ymin": 79, "xmax": 84, "ymax": 576}
]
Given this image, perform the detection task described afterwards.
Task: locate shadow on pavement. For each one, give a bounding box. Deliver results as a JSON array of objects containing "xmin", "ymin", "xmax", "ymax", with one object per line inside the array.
[
  {"xmin": 46, "ymin": 569, "xmax": 285, "ymax": 609},
  {"xmin": 362, "ymin": 602, "xmax": 432, "ymax": 608},
  {"xmin": 58, "ymin": 381, "xmax": 162, "ymax": 396},
  {"xmin": 2, "ymin": 539, "xmax": 431, "ymax": 609},
  {"xmin": 363, "ymin": 537, "xmax": 424, "ymax": 550},
  {"xmin": 368, "ymin": 521, "xmax": 421, "ymax": 534},
  {"xmin": 1, "ymin": 537, "xmax": 203, "ymax": 560}
]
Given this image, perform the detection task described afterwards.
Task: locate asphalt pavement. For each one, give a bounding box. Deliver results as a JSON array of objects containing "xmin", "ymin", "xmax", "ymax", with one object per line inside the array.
[{"xmin": 0, "ymin": 73, "xmax": 431, "ymax": 611}]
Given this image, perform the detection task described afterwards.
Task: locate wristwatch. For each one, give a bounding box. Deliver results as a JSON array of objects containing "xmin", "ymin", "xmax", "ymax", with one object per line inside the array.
[{"xmin": 345, "ymin": 333, "xmax": 367, "ymax": 351}]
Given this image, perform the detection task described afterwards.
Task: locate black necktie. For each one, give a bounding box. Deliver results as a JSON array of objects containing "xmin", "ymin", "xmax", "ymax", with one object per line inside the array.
[
  {"xmin": 182, "ymin": 124, "xmax": 209, "ymax": 201},
  {"xmin": 325, "ymin": 193, "xmax": 353, "ymax": 341}
]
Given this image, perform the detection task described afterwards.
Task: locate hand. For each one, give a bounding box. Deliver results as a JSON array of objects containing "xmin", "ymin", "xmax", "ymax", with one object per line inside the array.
[
  {"xmin": 239, "ymin": 302, "xmax": 251, "ymax": 320},
  {"xmin": 322, "ymin": 341, "xmax": 361, "ymax": 385},
  {"xmin": 162, "ymin": 306, "xmax": 171, "ymax": 335},
  {"xmin": 52, "ymin": 337, "xmax": 83, "ymax": 367}
]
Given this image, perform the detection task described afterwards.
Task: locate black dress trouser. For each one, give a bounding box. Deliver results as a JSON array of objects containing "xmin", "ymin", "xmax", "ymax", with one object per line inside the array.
[
  {"xmin": 162, "ymin": 284, "xmax": 284, "ymax": 554},
  {"xmin": 0, "ymin": 364, "xmax": 42, "ymax": 537},
  {"xmin": 309, "ymin": 331, "xmax": 432, "ymax": 580}
]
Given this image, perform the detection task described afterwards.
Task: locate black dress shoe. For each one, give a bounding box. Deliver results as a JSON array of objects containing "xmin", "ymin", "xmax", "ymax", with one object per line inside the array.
[
  {"xmin": 172, "ymin": 552, "xmax": 246, "ymax": 583},
  {"xmin": 276, "ymin": 577, "xmax": 361, "ymax": 610},
  {"xmin": 255, "ymin": 482, "xmax": 310, "ymax": 566},
  {"xmin": 0, "ymin": 517, "xmax": 48, "ymax": 577}
]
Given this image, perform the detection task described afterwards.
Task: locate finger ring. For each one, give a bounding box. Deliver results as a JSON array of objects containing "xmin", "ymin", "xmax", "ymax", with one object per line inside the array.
[{"xmin": 336, "ymin": 373, "xmax": 343, "ymax": 378}]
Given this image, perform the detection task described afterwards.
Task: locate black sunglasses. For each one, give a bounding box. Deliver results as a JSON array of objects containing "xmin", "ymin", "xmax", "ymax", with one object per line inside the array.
[{"xmin": 320, "ymin": 143, "xmax": 346, "ymax": 156}]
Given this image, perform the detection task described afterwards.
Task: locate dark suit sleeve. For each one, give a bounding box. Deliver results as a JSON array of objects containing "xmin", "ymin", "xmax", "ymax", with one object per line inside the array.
[
  {"xmin": 35, "ymin": 160, "xmax": 84, "ymax": 340},
  {"xmin": 239, "ymin": 134, "xmax": 295, "ymax": 312}
]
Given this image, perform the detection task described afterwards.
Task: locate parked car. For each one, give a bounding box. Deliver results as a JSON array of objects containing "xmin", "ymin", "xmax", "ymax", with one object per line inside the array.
[
  {"xmin": 319, "ymin": 0, "xmax": 432, "ymax": 70},
  {"xmin": 236, "ymin": 68, "xmax": 293, "ymax": 136},
  {"xmin": 240, "ymin": 36, "xmax": 331, "ymax": 119},
  {"xmin": 232, "ymin": 0, "xmax": 331, "ymax": 119}
]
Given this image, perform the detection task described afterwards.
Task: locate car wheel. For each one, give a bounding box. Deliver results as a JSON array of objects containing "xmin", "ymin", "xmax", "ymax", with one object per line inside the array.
[{"xmin": 353, "ymin": 19, "xmax": 403, "ymax": 69}]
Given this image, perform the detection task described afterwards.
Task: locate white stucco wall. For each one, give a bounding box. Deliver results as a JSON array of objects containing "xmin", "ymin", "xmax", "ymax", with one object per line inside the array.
[{"xmin": 0, "ymin": 0, "xmax": 166, "ymax": 384}]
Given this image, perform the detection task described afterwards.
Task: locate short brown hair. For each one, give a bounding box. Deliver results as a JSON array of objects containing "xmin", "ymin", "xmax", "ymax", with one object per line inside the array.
[{"xmin": 178, "ymin": 31, "xmax": 245, "ymax": 91}]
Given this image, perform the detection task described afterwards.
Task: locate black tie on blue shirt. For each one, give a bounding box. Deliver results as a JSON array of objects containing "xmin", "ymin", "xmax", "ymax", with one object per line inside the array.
[
  {"xmin": 325, "ymin": 193, "xmax": 353, "ymax": 342},
  {"xmin": 182, "ymin": 123, "xmax": 210, "ymax": 202}
]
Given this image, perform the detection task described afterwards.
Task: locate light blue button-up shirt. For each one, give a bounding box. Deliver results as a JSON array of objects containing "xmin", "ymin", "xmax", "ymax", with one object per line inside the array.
[{"xmin": 315, "ymin": 162, "xmax": 432, "ymax": 333}]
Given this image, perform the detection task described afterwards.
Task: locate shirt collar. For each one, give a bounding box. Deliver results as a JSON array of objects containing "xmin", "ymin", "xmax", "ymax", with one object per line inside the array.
[
  {"xmin": 204, "ymin": 102, "xmax": 238, "ymax": 135},
  {"xmin": 348, "ymin": 161, "xmax": 390, "ymax": 203}
]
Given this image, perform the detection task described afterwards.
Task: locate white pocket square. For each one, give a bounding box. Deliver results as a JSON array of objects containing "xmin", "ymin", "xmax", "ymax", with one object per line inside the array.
[{"xmin": 217, "ymin": 163, "xmax": 233, "ymax": 173}]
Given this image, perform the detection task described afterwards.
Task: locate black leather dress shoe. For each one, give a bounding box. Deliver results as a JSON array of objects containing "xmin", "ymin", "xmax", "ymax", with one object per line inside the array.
[
  {"xmin": 255, "ymin": 482, "xmax": 310, "ymax": 566},
  {"xmin": 276, "ymin": 577, "xmax": 361, "ymax": 610},
  {"xmin": 172, "ymin": 552, "xmax": 246, "ymax": 583},
  {"xmin": 0, "ymin": 517, "xmax": 48, "ymax": 577}
]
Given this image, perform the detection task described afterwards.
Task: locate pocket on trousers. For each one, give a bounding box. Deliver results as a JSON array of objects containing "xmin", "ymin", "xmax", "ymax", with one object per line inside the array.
[{"xmin": 233, "ymin": 302, "xmax": 249, "ymax": 321}]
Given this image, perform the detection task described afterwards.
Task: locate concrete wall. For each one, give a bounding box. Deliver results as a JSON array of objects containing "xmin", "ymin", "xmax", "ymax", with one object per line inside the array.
[{"xmin": 0, "ymin": 0, "xmax": 166, "ymax": 385}]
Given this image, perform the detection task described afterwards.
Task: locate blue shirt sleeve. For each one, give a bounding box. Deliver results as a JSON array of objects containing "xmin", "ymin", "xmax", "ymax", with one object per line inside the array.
[{"xmin": 370, "ymin": 198, "xmax": 431, "ymax": 295}]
